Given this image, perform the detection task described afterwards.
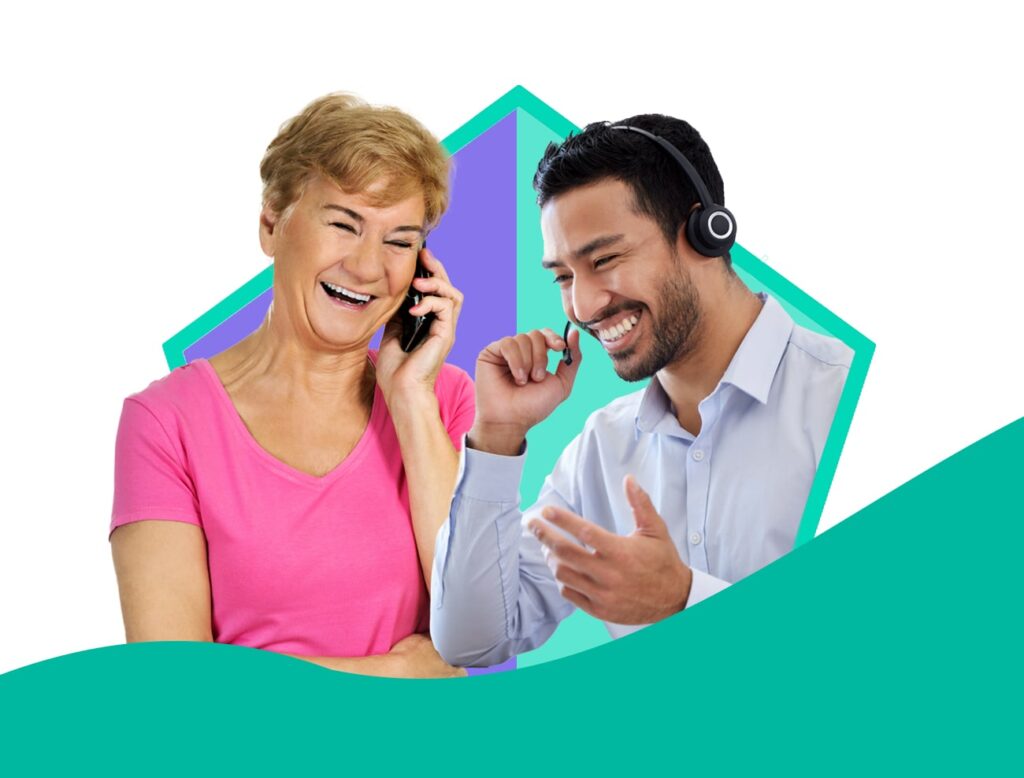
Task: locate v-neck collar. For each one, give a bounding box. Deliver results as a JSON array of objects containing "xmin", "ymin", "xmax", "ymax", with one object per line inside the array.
[{"xmin": 193, "ymin": 356, "xmax": 384, "ymax": 487}]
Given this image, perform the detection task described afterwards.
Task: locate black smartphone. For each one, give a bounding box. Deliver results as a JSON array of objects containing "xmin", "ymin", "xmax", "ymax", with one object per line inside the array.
[{"xmin": 399, "ymin": 242, "xmax": 435, "ymax": 353}]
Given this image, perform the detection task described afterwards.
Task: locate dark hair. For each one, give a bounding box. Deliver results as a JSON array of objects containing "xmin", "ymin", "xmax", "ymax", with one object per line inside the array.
[{"xmin": 533, "ymin": 114, "xmax": 731, "ymax": 267}]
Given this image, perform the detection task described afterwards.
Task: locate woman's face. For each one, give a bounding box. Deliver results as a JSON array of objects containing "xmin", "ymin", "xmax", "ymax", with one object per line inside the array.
[{"xmin": 261, "ymin": 175, "xmax": 426, "ymax": 350}]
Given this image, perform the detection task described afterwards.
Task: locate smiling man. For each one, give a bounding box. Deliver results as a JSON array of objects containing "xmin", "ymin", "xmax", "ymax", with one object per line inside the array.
[{"xmin": 430, "ymin": 115, "xmax": 852, "ymax": 666}]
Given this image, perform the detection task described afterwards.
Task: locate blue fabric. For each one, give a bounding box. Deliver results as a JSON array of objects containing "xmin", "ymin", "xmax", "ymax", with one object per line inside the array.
[{"xmin": 431, "ymin": 295, "xmax": 852, "ymax": 667}]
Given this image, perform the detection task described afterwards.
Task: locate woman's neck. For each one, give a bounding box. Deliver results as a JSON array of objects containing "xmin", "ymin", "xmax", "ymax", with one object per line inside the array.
[{"xmin": 209, "ymin": 306, "xmax": 375, "ymax": 411}]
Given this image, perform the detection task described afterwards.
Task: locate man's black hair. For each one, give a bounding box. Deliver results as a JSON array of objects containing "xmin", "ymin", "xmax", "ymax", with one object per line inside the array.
[{"xmin": 533, "ymin": 114, "xmax": 731, "ymax": 267}]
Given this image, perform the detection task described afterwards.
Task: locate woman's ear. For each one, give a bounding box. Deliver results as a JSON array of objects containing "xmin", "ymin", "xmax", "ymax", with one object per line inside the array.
[{"xmin": 259, "ymin": 205, "xmax": 279, "ymax": 258}]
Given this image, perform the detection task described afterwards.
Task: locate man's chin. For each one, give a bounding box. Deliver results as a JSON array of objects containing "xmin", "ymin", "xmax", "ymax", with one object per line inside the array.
[{"xmin": 610, "ymin": 348, "xmax": 656, "ymax": 383}]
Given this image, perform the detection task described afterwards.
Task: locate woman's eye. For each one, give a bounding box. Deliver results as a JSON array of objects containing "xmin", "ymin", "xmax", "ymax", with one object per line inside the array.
[
  {"xmin": 330, "ymin": 222, "xmax": 356, "ymax": 234},
  {"xmin": 386, "ymin": 241, "xmax": 414, "ymax": 249}
]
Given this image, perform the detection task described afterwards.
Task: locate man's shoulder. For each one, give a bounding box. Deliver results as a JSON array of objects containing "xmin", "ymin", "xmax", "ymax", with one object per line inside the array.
[
  {"xmin": 580, "ymin": 384, "xmax": 650, "ymax": 437},
  {"xmin": 785, "ymin": 324, "xmax": 854, "ymax": 373}
]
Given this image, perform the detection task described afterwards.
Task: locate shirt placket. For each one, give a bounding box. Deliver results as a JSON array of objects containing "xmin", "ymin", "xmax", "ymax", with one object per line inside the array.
[{"xmin": 685, "ymin": 391, "xmax": 722, "ymax": 575}]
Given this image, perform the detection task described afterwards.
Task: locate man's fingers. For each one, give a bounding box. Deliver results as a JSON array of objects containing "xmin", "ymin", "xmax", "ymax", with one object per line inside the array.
[
  {"xmin": 496, "ymin": 337, "xmax": 529, "ymax": 384},
  {"xmin": 525, "ymin": 330, "xmax": 550, "ymax": 382},
  {"xmin": 555, "ymin": 327, "xmax": 583, "ymax": 388},
  {"xmin": 559, "ymin": 585, "xmax": 597, "ymax": 615},
  {"xmin": 624, "ymin": 475, "xmax": 669, "ymax": 537},
  {"xmin": 550, "ymin": 560, "xmax": 602, "ymax": 596},
  {"xmin": 481, "ymin": 328, "xmax": 578, "ymax": 388},
  {"xmin": 528, "ymin": 517, "xmax": 602, "ymax": 573},
  {"xmin": 539, "ymin": 504, "xmax": 616, "ymax": 554}
]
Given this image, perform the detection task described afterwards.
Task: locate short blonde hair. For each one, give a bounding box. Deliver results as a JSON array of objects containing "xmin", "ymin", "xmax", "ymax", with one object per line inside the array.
[{"xmin": 260, "ymin": 93, "xmax": 450, "ymax": 227}]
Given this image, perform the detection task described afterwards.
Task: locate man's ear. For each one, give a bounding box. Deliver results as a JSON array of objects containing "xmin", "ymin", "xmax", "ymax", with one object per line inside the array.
[{"xmin": 258, "ymin": 205, "xmax": 279, "ymax": 258}]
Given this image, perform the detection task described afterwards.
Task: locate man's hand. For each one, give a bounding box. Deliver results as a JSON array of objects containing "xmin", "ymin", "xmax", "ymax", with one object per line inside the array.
[
  {"xmin": 468, "ymin": 327, "xmax": 582, "ymax": 455},
  {"xmin": 527, "ymin": 475, "xmax": 692, "ymax": 625}
]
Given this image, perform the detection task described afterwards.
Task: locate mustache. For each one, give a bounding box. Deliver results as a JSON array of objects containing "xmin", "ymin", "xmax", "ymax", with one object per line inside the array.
[{"xmin": 576, "ymin": 302, "xmax": 644, "ymax": 332}]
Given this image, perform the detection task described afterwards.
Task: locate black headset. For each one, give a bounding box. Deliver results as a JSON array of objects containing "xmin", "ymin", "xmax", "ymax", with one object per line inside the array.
[{"xmin": 609, "ymin": 124, "xmax": 736, "ymax": 258}]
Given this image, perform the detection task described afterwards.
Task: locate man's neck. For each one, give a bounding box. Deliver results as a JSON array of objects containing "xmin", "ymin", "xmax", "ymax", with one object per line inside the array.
[{"xmin": 658, "ymin": 278, "xmax": 763, "ymax": 436}]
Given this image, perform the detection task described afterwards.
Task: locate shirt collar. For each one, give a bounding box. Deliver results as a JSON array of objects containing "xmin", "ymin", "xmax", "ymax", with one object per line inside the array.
[
  {"xmin": 633, "ymin": 294, "xmax": 794, "ymax": 436},
  {"xmin": 719, "ymin": 294, "xmax": 794, "ymax": 405}
]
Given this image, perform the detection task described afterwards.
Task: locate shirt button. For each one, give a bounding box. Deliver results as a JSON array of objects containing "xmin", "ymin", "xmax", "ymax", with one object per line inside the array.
[
  {"xmin": 692, "ymin": 449, "xmax": 705, "ymax": 462},
  {"xmin": 690, "ymin": 532, "xmax": 702, "ymax": 545}
]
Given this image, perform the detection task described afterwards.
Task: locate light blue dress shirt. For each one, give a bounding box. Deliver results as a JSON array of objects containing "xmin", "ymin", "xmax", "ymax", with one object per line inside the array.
[{"xmin": 431, "ymin": 295, "xmax": 853, "ymax": 667}]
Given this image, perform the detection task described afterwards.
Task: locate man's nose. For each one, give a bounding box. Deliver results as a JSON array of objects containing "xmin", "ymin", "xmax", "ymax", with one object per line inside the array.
[{"xmin": 571, "ymin": 272, "xmax": 613, "ymax": 326}]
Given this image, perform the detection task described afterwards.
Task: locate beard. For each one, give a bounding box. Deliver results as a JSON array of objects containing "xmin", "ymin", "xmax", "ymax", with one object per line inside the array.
[{"xmin": 609, "ymin": 264, "xmax": 702, "ymax": 382}]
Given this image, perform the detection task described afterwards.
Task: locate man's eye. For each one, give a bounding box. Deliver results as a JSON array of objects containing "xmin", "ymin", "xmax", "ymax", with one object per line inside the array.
[
  {"xmin": 595, "ymin": 254, "xmax": 619, "ymax": 268},
  {"xmin": 552, "ymin": 274, "xmax": 572, "ymax": 285},
  {"xmin": 386, "ymin": 241, "xmax": 414, "ymax": 249},
  {"xmin": 330, "ymin": 222, "xmax": 356, "ymax": 234}
]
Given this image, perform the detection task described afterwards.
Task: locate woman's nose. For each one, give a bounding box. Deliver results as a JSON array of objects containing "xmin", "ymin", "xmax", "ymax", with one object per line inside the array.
[{"xmin": 345, "ymin": 239, "xmax": 386, "ymax": 282}]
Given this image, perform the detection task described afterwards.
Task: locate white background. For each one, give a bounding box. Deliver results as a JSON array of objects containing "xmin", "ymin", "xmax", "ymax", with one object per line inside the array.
[{"xmin": 2, "ymin": 1, "xmax": 1021, "ymax": 674}]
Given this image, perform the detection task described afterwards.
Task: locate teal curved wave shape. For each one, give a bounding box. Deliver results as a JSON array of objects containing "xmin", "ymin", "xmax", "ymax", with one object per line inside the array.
[{"xmin": 2, "ymin": 416, "xmax": 1021, "ymax": 773}]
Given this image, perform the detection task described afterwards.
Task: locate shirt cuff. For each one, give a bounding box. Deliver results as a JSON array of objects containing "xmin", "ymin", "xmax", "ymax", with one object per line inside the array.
[
  {"xmin": 456, "ymin": 443, "xmax": 527, "ymax": 503},
  {"xmin": 684, "ymin": 568, "xmax": 731, "ymax": 609}
]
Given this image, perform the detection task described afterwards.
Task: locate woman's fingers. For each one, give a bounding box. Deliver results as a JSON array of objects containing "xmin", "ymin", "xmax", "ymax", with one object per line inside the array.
[
  {"xmin": 420, "ymin": 248, "xmax": 451, "ymax": 284},
  {"xmin": 411, "ymin": 275, "xmax": 464, "ymax": 315}
]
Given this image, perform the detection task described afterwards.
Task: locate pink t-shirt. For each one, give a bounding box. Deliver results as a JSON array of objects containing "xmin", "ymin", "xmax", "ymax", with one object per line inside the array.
[{"xmin": 111, "ymin": 353, "xmax": 475, "ymax": 657}]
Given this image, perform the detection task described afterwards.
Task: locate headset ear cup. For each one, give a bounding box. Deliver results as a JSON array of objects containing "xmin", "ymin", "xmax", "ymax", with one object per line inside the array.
[
  {"xmin": 684, "ymin": 207, "xmax": 716, "ymax": 256},
  {"xmin": 690, "ymin": 206, "xmax": 736, "ymax": 258},
  {"xmin": 686, "ymin": 208, "xmax": 714, "ymax": 257}
]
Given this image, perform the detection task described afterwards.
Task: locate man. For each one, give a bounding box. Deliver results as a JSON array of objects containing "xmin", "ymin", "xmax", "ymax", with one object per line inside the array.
[{"xmin": 430, "ymin": 115, "xmax": 852, "ymax": 667}]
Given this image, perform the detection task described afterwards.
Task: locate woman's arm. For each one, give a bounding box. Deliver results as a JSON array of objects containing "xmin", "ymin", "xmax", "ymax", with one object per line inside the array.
[
  {"xmin": 389, "ymin": 396, "xmax": 460, "ymax": 592},
  {"xmin": 290, "ymin": 634, "xmax": 465, "ymax": 678},
  {"xmin": 374, "ymin": 250, "xmax": 468, "ymax": 592},
  {"xmin": 112, "ymin": 521, "xmax": 463, "ymax": 677},
  {"xmin": 111, "ymin": 520, "xmax": 213, "ymax": 641}
]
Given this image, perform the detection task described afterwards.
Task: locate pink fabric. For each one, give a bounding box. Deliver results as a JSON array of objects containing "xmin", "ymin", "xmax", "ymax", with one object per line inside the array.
[{"xmin": 111, "ymin": 353, "xmax": 475, "ymax": 658}]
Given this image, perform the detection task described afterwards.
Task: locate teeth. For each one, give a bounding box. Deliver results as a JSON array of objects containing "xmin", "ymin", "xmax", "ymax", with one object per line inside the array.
[
  {"xmin": 598, "ymin": 313, "xmax": 639, "ymax": 343},
  {"xmin": 323, "ymin": 282, "xmax": 372, "ymax": 302}
]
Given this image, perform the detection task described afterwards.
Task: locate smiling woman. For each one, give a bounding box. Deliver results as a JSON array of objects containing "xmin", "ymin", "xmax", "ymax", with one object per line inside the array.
[{"xmin": 109, "ymin": 93, "xmax": 473, "ymax": 678}]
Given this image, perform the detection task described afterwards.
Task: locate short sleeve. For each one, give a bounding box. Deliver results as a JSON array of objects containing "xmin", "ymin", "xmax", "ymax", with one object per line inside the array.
[
  {"xmin": 110, "ymin": 397, "xmax": 202, "ymax": 535},
  {"xmin": 435, "ymin": 365, "xmax": 475, "ymax": 452}
]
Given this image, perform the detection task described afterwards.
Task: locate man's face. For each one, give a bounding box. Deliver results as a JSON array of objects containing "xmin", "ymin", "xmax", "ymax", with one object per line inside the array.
[{"xmin": 540, "ymin": 178, "xmax": 701, "ymax": 381}]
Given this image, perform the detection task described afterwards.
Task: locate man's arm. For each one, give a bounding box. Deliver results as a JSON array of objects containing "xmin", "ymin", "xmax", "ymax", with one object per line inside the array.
[
  {"xmin": 429, "ymin": 327, "xmax": 583, "ymax": 667},
  {"xmin": 430, "ymin": 443, "xmax": 577, "ymax": 668}
]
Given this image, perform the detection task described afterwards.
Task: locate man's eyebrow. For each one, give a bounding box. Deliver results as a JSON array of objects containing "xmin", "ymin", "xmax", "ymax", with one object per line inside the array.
[
  {"xmin": 541, "ymin": 234, "xmax": 626, "ymax": 269},
  {"xmin": 323, "ymin": 204, "xmax": 424, "ymax": 235}
]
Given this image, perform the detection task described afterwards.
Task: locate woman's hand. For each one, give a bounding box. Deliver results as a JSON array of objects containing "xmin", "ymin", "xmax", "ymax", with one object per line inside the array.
[
  {"xmin": 375, "ymin": 248, "xmax": 463, "ymax": 407},
  {"xmin": 387, "ymin": 633, "xmax": 467, "ymax": 678}
]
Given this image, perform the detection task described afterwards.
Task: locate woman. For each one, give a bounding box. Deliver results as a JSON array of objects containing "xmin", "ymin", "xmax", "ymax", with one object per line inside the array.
[{"xmin": 110, "ymin": 94, "xmax": 472, "ymax": 678}]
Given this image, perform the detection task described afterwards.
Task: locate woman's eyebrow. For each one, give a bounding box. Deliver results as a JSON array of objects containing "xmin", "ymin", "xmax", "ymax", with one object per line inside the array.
[
  {"xmin": 322, "ymin": 204, "xmax": 422, "ymax": 235},
  {"xmin": 323, "ymin": 203, "xmax": 364, "ymax": 222}
]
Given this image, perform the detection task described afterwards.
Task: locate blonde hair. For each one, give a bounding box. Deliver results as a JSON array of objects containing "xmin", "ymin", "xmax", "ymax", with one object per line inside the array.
[{"xmin": 260, "ymin": 93, "xmax": 450, "ymax": 227}]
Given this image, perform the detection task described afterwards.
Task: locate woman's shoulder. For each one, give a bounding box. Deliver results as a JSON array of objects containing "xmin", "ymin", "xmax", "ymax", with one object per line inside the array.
[{"xmin": 123, "ymin": 359, "xmax": 216, "ymax": 420}]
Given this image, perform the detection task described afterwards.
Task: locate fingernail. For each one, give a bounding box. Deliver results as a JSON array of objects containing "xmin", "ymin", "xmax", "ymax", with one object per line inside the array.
[
  {"xmin": 541, "ymin": 507, "xmax": 554, "ymax": 520},
  {"xmin": 533, "ymin": 368, "xmax": 545, "ymax": 381},
  {"xmin": 516, "ymin": 370, "xmax": 527, "ymax": 384}
]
